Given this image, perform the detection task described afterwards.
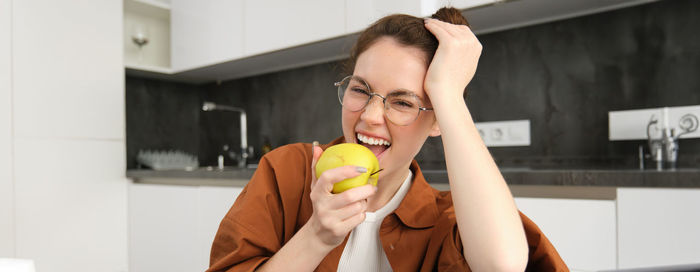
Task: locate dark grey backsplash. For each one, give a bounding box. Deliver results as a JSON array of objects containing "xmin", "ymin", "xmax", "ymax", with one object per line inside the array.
[
  {"xmin": 126, "ymin": 0, "xmax": 700, "ymax": 169},
  {"xmin": 468, "ymin": 0, "xmax": 700, "ymax": 167},
  {"xmin": 200, "ymin": 62, "xmax": 347, "ymax": 166},
  {"xmin": 125, "ymin": 77, "xmax": 202, "ymax": 169}
]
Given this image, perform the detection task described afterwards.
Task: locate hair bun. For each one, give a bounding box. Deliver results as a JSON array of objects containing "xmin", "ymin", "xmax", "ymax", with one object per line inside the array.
[{"xmin": 431, "ymin": 7, "xmax": 470, "ymax": 27}]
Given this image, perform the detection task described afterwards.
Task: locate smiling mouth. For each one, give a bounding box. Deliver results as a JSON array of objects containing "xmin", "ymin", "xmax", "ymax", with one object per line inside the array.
[{"xmin": 356, "ymin": 132, "xmax": 391, "ymax": 159}]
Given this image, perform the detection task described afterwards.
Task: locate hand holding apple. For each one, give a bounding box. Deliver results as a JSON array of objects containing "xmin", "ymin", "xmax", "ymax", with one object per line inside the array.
[
  {"xmin": 315, "ymin": 143, "xmax": 381, "ymax": 193},
  {"xmin": 306, "ymin": 142, "xmax": 378, "ymax": 248}
]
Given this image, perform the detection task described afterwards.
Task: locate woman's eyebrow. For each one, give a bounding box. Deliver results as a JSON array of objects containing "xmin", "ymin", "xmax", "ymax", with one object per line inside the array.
[
  {"xmin": 388, "ymin": 89, "xmax": 413, "ymax": 96},
  {"xmin": 352, "ymin": 75, "xmax": 372, "ymax": 89},
  {"xmin": 389, "ymin": 89, "xmax": 425, "ymax": 101},
  {"xmin": 353, "ymin": 75, "xmax": 426, "ymax": 100}
]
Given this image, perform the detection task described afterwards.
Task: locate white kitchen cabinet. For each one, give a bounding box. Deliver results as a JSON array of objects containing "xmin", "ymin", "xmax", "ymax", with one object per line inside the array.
[
  {"xmin": 139, "ymin": 0, "xmax": 656, "ymax": 83},
  {"xmin": 197, "ymin": 186, "xmax": 244, "ymax": 265},
  {"xmin": 129, "ymin": 183, "xmax": 200, "ymax": 272},
  {"xmin": 345, "ymin": 0, "xmax": 500, "ymax": 33},
  {"xmin": 344, "ymin": 0, "xmax": 375, "ymax": 34},
  {"xmin": 124, "ymin": 0, "xmax": 172, "ymax": 69},
  {"xmin": 14, "ymin": 138, "xmax": 128, "ymax": 272},
  {"xmin": 244, "ymin": 0, "xmax": 345, "ymax": 56},
  {"xmin": 617, "ymin": 188, "xmax": 700, "ymax": 269},
  {"xmin": 449, "ymin": 0, "xmax": 501, "ymax": 10},
  {"xmin": 345, "ymin": 0, "xmax": 425, "ymax": 34},
  {"xmin": 0, "ymin": 0, "xmax": 13, "ymax": 258},
  {"xmin": 170, "ymin": 0, "xmax": 244, "ymax": 71},
  {"xmin": 169, "ymin": 0, "xmax": 495, "ymax": 73},
  {"xmin": 129, "ymin": 182, "xmax": 243, "ymax": 272},
  {"xmin": 515, "ymin": 197, "xmax": 617, "ymax": 271}
]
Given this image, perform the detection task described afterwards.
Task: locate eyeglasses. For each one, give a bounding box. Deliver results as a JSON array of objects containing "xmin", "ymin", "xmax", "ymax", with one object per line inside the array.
[{"xmin": 335, "ymin": 75, "xmax": 433, "ymax": 126}]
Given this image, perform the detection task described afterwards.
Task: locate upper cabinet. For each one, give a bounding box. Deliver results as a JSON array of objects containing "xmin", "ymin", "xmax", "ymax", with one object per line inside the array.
[
  {"xmin": 346, "ymin": 0, "xmax": 424, "ymax": 34},
  {"xmin": 463, "ymin": 0, "xmax": 660, "ymax": 34},
  {"xmin": 125, "ymin": 0, "xmax": 660, "ymax": 83},
  {"xmin": 124, "ymin": 0, "xmax": 172, "ymax": 71},
  {"xmin": 345, "ymin": 0, "xmax": 500, "ymax": 34},
  {"xmin": 243, "ymin": 0, "xmax": 345, "ymax": 57},
  {"xmin": 171, "ymin": 0, "xmax": 244, "ymax": 71}
]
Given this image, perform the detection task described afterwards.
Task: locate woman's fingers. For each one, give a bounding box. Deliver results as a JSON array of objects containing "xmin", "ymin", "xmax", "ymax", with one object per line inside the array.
[
  {"xmin": 423, "ymin": 17, "xmax": 482, "ymax": 99},
  {"xmin": 307, "ymin": 143, "xmax": 378, "ymax": 247},
  {"xmin": 340, "ymin": 210, "xmax": 368, "ymax": 233},
  {"xmin": 307, "ymin": 167, "xmax": 375, "ymax": 247},
  {"xmin": 333, "ymin": 199, "xmax": 368, "ymax": 221},
  {"xmin": 314, "ymin": 165, "xmax": 365, "ymax": 194},
  {"xmin": 327, "ymin": 184, "xmax": 376, "ymax": 210},
  {"xmin": 426, "ymin": 18, "xmax": 479, "ymax": 47},
  {"xmin": 424, "ymin": 18, "xmax": 454, "ymax": 41},
  {"xmin": 310, "ymin": 141, "xmax": 322, "ymax": 188},
  {"xmin": 427, "ymin": 18, "xmax": 473, "ymax": 38}
]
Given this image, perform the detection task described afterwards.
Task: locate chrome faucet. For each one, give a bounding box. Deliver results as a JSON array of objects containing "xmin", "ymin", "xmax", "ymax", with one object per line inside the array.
[
  {"xmin": 202, "ymin": 101, "xmax": 253, "ymax": 168},
  {"xmin": 646, "ymin": 111, "xmax": 698, "ymax": 170}
]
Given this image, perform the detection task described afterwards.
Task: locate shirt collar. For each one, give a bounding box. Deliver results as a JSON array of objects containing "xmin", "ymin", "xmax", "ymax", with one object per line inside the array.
[
  {"xmin": 392, "ymin": 160, "xmax": 440, "ymax": 228},
  {"xmin": 366, "ymin": 169, "xmax": 412, "ymax": 221}
]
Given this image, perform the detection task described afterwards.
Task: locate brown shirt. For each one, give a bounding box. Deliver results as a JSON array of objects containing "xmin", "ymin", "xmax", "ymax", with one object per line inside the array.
[{"xmin": 207, "ymin": 138, "xmax": 569, "ymax": 271}]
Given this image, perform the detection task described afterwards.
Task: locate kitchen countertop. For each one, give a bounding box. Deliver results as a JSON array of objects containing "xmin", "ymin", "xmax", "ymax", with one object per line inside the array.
[
  {"xmin": 128, "ymin": 167, "xmax": 257, "ymax": 180},
  {"xmin": 127, "ymin": 167, "xmax": 700, "ymax": 188}
]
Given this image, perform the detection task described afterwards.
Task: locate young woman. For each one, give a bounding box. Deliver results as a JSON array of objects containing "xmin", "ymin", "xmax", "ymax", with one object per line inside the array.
[{"xmin": 207, "ymin": 8, "xmax": 567, "ymax": 272}]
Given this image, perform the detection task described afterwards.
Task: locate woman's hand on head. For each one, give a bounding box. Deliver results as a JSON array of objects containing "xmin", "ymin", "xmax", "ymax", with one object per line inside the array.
[
  {"xmin": 307, "ymin": 144, "xmax": 377, "ymax": 248},
  {"xmin": 423, "ymin": 18, "xmax": 482, "ymax": 102}
]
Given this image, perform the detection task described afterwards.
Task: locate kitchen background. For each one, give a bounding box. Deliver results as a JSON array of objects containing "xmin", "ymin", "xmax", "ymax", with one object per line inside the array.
[
  {"xmin": 2, "ymin": 0, "xmax": 700, "ymax": 272},
  {"xmin": 126, "ymin": 0, "xmax": 700, "ymax": 169}
]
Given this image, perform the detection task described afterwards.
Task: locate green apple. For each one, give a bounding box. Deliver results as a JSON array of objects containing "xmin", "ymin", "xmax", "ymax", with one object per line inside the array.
[{"xmin": 315, "ymin": 143, "xmax": 380, "ymax": 194}]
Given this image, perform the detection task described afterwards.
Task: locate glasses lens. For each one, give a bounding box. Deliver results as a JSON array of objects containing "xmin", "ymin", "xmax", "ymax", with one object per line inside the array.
[
  {"xmin": 386, "ymin": 93, "xmax": 422, "ymax": 126},
  {"xmin": 338, "ymin": 77, "xmax": 370, "ymax": 112}
]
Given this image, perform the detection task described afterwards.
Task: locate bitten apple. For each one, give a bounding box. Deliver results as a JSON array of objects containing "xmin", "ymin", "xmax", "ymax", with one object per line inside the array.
[{"xmin": 315, "ymin": 143, "xmax": 380, "ymax": 194}]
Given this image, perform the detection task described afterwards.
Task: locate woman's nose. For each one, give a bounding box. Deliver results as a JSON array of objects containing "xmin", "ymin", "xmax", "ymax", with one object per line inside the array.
[{"xmin": 360, "ymin": 97, "xmax": 385, "ymax": 125}]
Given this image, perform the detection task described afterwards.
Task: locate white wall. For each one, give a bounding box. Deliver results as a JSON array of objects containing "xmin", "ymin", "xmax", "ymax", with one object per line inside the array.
[
  {"xmin": 8, "ymin": 1, "xmax": 128, "ymax": 271},
  {"xmin": 0, "ymin": 0, "xmax": 15, "ymax": 258},
  {"xmin": 12, "ymin": 1, "xmax": 124, "ymax": 140}
]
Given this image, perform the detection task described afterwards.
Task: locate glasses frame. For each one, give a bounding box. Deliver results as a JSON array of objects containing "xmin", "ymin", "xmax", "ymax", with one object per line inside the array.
[{"xmin": 334, "ymin": 75, "xmax": 433, "ymax": 126}]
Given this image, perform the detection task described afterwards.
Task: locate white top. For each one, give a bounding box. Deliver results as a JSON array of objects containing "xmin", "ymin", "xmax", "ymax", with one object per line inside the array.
[{"xmin": 337, "ymin": 170, "xmax": 413, "ymax": 272}]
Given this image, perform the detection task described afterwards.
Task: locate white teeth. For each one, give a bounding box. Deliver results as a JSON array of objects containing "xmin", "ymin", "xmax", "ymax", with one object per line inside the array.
[{"xmin": 356, "ymin": 133, "xmax": 391, "ymax": 146}]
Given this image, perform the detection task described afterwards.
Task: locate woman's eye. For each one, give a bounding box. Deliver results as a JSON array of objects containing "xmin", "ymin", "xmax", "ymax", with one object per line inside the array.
[
  {"xmin": 351, "ymin": 87, "xmax": 369, "ymax": 95},
  {"xmin": 392, "ymin": 100, "xmax": 414, "ymax": 108}
]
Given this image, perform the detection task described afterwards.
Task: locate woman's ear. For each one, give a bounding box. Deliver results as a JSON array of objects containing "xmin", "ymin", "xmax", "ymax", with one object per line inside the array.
[{"xmin": 429, "ymin": 118, "xmax": 441, "ymax": 137}]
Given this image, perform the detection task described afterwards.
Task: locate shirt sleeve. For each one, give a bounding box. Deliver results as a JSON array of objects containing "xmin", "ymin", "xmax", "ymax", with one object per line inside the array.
[
  {"xmin": 423, "ymin": 205, "xmax": 470, "ymax": 271},
  {"xmin": 520, "ymin": 212, "xmax": 569, "ymax": 272},
  {"xmin": 206, "ymin": 155, "xmax": 286, "ymax": 272},
  {"xmin": 437, "ymin": 221, "xmax": 471, "ymax": 271}
]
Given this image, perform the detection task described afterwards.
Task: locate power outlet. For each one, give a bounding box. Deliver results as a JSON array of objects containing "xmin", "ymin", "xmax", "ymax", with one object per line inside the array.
[
  {"xmin": 609, "ymin": 105, "xmax": 700, "ymax": 140},
  {"xmin": 475, "ymin": 119, "xmax": 530, "ymax": 147}
]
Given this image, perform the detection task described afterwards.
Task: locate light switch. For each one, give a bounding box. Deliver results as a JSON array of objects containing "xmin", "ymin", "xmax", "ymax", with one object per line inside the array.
[{"xmin": 475, "ymin": 119, "xmax": 531, "ymax": 147}]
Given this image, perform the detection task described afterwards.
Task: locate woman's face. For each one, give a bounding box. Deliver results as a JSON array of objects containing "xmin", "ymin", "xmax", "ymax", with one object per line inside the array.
[{"xmin": 342, "ymin": 37, "xmax": 440, "ymax": 181}]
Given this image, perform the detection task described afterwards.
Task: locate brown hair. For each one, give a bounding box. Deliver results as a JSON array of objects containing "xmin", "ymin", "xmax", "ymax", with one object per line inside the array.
[{"xmin": 344, "ymin": 7, "xmax": 470, "ymax": 75}]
